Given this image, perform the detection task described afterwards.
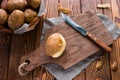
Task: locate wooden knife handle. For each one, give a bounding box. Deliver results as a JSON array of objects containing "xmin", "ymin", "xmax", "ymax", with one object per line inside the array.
[{"xmin": 86, "ymin": 32, "xmax": 112, "ymax": 52}]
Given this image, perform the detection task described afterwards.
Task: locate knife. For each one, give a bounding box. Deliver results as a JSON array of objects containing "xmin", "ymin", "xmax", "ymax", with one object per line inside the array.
[{"xmin": 61, "ymin": 13, "xmax": 112, "ymax": 52}]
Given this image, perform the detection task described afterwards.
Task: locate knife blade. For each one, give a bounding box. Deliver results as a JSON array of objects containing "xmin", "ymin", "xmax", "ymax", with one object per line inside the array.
[{"xmin": 61, "ymin": 13, "xmax": 112, "ymax": 52}]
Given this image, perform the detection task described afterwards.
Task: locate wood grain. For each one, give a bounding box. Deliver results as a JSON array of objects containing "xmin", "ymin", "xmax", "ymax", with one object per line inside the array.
[
  {"xmin": 66, "ymin": 0, "xmax": 86, "ymax": 79},
  {"xmin": 81, "ymin": 0, "xmax": 101, "ymax": 80},
  {"xmin": 7, "ymin": 17, "xmax": 43, "ymax": 80},
  {"xmin": 0, "ymin": 32, "xmax": 11, "ymax": 80},
  {"xmin": 86, "ymin": 54, "xmax": 111, "ymax": 80},
  {"xmin": 71, "ymin": 0, "xmax": 81, "ymax": 16},
  {"xmin": 21, "ymin": 12, "xmax": 114, "ymax": 72},
  {"xmin": 33, "ymin": 15, "xmax": 55, "ymax": 80},
  {"xmin": 34, "ymin": 16, "xmax": 44, "ymax": 49},
  {"xmin": 73, "ymin": 71, "xmax": 85, "ymax": 80},
  {"xmin": 81, "ymin": 0, "xmax": 98, "ymax": 13},
  {"xmin": 59, "ymin": 0, "xmax": 73, "ymax": 16},
  {"xmin": 0, "ymin": 0, "xmax": 120, "ymax": 80},
  {"xmin": 110, "ymin": 0, "xmax": 120, "ymax": 80},
  {"xmin": 111, "ymin": 0, "xmax": 120, "ymax": 22},
  {"xmin": 7, "ymin": 34, "xmax": 33, "ymax": 80},
  {"xmin": 44, "ymin": 0, "xmax": 59, "ymax": 18},
  {"xmin": 81, "ymin": 0, "xmax": 111, "ymax": 80},
  {"xmin": 102, "ymin": 0, "xmax": 113, "ymax": 80},
  {"xmin": 33, "ymin": 0, "xmax": 58, "ymax": 79},
  {"xmin": 102, "ymin": 0, "xmax": 112, "ymax": 19},
  {"xmin": 110, "ymin": 39, "xmax": 120, "ymax": 80}
]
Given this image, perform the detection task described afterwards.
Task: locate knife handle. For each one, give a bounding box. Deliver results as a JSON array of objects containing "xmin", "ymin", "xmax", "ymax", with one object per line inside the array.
[{"xmin": 86, "ymin": 32, "xmax": 112, "ymax": 52}]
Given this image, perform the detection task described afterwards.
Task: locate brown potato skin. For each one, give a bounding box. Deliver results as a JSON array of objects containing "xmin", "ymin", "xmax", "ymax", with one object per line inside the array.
[
  {"xmin": 27, "ymin": 0, "xmax": 40, "ymax": 9},
  {"xmin": 24, "ymin": 9, "xmax": 37, "ymax": 23},
  {"xmin": 8, "ymin": 10, "xmax": 24, "ymax": 30},
  {"xmin": 1, "ymin": 0, "xmax": 8, "ymax": 10},
  {"xmin": 7, "ymin": 0, "xmax": 27, "ymax": 12},
  {"xmin": 0, "ymin": 9, "xmax": 8, "ymax": 25}
]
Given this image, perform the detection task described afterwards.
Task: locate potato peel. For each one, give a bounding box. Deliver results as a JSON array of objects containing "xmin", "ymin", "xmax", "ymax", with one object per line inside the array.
[
  {"xmin": 97, "ymin": 3, "xmax": 110, "ymax": 9},
  {"xmin": 57, "ymin": 3, "xmax": 71, "ymax": 14}
]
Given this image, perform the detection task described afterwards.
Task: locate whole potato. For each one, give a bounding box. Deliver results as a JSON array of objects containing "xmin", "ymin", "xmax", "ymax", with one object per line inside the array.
[
  {"xmin": 7, "ymin": 0, "xmax": 27, "ymax": 12},
  {"xmin": 0, "ymin": 9, "xmax": 8, "ymax": 25},
  {"xmin": 8, "ymin": 10, "xmax": 24, "ymax": 30},
  {"xmin": 24, "ymin": 9, "xmax": 37, "ymax": 23},
  {"xmin": 1, "ymin": 0, "xmax": 8, "ymax": 10},
  {"xmin": 27, "ymin": 0, "xmax": 40, "ymax": 9}
]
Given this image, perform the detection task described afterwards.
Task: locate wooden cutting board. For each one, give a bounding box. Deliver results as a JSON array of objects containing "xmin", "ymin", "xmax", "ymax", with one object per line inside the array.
[{"xmin": 20, "ymin": 11, "xmax": 114, "ymax": 72}]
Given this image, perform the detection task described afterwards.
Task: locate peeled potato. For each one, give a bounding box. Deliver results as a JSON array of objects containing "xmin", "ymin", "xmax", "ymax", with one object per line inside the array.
[
  {"xmin": 27, "ymin": 0, "xmax": 40, "ymax": 9},
  {"xmin": 8, "ymin": 10, "xmax": 24, "ymax": 30},
  {"xmin": 45, "ymin": 33, "xmax": 66, "ymax": 58},
  {"xmin": 7, "ymin": 0, "xmax": 27, "ymax": 12},
  {"xmin": 0, "ymin": 9, "xmax": 8, "ymax": 25},
  {"xmin": 24, "ymin": 9, "xmax": 37, "ymax": 23}
]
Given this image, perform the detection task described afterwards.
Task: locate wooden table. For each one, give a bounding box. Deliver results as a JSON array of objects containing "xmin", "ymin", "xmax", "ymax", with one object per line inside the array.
[{"xmin": 1, "ymin": 0, "xmax": 120, "ymax": 80}]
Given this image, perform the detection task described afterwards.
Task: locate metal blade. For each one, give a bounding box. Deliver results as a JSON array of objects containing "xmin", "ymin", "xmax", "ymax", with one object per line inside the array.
[{"xmin": 61, "ymin": 13, "xmax": 87, "ymax": 36}]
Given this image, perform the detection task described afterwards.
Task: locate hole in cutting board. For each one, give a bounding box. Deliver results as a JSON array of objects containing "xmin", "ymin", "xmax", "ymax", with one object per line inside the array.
[{"xmin": 25, "ymin": 60, "xmax": 30, "ymax": 64}]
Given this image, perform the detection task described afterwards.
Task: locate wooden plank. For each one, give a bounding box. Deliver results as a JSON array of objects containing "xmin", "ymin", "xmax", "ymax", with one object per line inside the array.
[
  {"xmin": 81, "ymin": 0, "xmax": 98, "ymax": 13},
  {"xmin": 81, "ymin": 2, "xmax": 99, "ymax": 80},
  {"xmin": 59, "ymin": 0, "xmax": 72, "ymax": 16},
  {"xmin": 81, "ymin": 0, "xmax": 111, "ymax": 80},
  {"xmin": 86, "ymin": 54, "xmax": 111, "ymax": 80},
  {"xmin": 59, "ymin": 0, "xmax": 85, "ymax": 79},
  {"xmin": 95, "ymin": 0, "xmax": 103, "ymax": 14},
  {"xmin": 110, "ymin": 0, "xmax": 120, "ymax": 80},
  {"xmin": 102, "ymin": 0, "xmax": 112, "ymax": 19},
  {"xmin": 7, "ymin": 34, "xmax": 32, "ymax": 80},
  {"xmin": 81, "ymin": 0, "xmax": 98, "ymax": 80},
  {"xmin": 73, "ymin": 71, "xmax": 85, "ymax": 80},
  {"xmin": 32, "ymin": 0, "xmax": 58, "ymax": 80},
  {"xmin": 44, "ymin": 0, "xmax": 59, "ymax": 18},
  {"xmin": 7, "ymin": 17, "xmax": 47, "ymax": 80},
  {"xmin": 60, "ymin": 0, "xmax": 86, "ymax": 79},
  {"xmin": 33, "ymin": 67, "xmax": 55, "ymax": 80},
  {"xmin": 33, "ymin": 16, "xmax": 55, "ymax": 80},
  {"xmin": 59, "ymin": 0, "xmax": 81, "ymax": 15},
  {"xmin": 101, "ymin": 0, "xmax": 113, "ymax": 80},
  {"xmin": 0, "ymin": 32, "xmax": 11, "ymax": 80},
  {"xmin": 34, "ymin": 17, "xmax": 44, "ymax": 48},
  {"xmin": 110, "ymin": 39, "xmax": 120, "ymax": 80},
  {"xmin": 71, "ymin": 0, "xmax": 81, "ymax": 16},
  {"xmin": 111, "ymin": 0, "xmax": 120, "ymax": 23}
]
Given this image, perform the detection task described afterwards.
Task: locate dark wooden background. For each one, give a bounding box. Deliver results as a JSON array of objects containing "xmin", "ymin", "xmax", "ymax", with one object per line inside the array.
[{"xmin": 0, "ymin": 0, "xmax": 120, "ymax": 80}]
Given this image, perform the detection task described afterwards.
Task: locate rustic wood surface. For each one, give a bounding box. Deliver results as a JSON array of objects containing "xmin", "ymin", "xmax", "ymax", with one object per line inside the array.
[
  {"xmin": 0, "ymin": 0, "xmax": 120, "ymax": 80},
  {"xmin": 21, "ymin": 11, "xmax": 114, "ymax": 72},
  {"xmin": 82, "ymin": 0, "xmax": 112, "ymax": 80},
  {"xmin": 0, "ymin": 31, "xmax": 11, "ymax": 80}
]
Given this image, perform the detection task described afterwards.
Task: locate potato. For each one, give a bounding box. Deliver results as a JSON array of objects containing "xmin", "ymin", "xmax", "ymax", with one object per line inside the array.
[
  {"xmin": 7, "ymin": 0, "xmax": 27, "ymax": 12},
  {"xmin": 0, "ymin": 9, "xmax": 8, "ymax": 25},
  {"xmin": 27, "ymin": 0, "xmax": 40, "ymax": 9},
  {"xmin": 24, "ymin": 9, "xmax": 37, "ymax": 23},
  {"xmin": 45, "ymin": 33, "xmax": 66, "ymax": 58},
  {"xmin": 8, "ymin": 10, "xmax": 24, "ymax": 30},
  {"xmin": 1, "ymin": 0, "xmax": 8, "ymax": 10}
]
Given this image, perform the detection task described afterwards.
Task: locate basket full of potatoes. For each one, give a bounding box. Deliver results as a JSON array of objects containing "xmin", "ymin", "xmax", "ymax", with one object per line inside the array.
[{"xmin": 0, "ymin": 0, "xmax": 45, "ymax": 34}]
